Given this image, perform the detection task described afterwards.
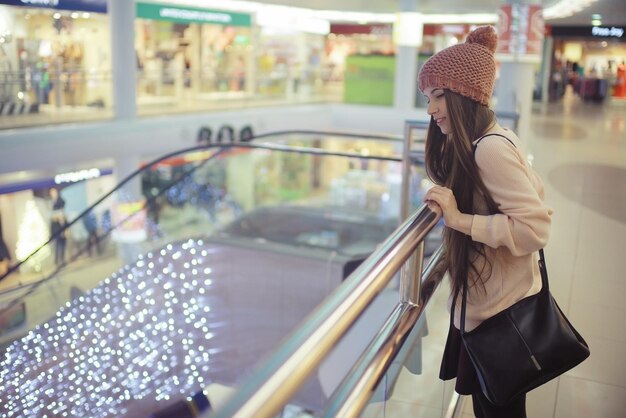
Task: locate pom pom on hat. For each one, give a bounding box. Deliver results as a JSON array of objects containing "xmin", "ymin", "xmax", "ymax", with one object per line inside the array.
[
  {"xmin": 466, "ymin": 25, "xmax": 498, "ymax": 53},
  {"xmin": 418, "ymin": 26, "xmax": 498, "ymax": 106}
]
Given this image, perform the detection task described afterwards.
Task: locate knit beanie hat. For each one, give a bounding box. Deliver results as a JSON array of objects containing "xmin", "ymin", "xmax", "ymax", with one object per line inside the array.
[{"xmin": 418, "ymin": 26, "xmax": 497, "ymax": 106}]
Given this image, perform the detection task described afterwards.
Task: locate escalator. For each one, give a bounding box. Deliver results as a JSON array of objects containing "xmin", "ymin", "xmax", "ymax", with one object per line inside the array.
[{"xmin": 0, "ymin": 129, "xmax": 447, "ymax": 418}]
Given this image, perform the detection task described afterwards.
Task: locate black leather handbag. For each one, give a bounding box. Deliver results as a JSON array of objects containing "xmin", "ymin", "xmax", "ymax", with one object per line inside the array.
[{"xmin": 456, "ymin": 249, "xmax": 590, "ymax": 406}]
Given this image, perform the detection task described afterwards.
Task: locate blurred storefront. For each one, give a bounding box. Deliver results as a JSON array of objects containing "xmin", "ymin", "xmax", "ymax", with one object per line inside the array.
[
  {"xmin": 547, "ymin": 25, "xmax": 626, "ymax": 103},
  {"xmin": 0, "ymin": 0, "xmax": 110, "ymax": 115},
  {"xmin": 255, "ymin": 8, "xmax": 329, "ymax": 100},
  {"xmin": 0, "ymin": 165, "xmax": 115, "ymax": 274},
  {"xmin": 326, "ymin": 23, "xmax": 394, "ymax": 106},
  {"xmin": 134, "ymin": 2, "xmax": 253, "ymax": 111},
  {"xmin": 326, "ymin": 23, "xmax": 394, "ymax": 81}
]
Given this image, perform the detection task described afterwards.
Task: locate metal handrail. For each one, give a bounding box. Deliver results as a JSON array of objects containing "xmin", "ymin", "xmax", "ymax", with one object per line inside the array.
[
  {"xmin": 209, "ymin": 202, "xmax": 442, "ymax": 418},
  {"xmin": 321, "ymin": 246, "xmax": 444, "ymax": 418}
]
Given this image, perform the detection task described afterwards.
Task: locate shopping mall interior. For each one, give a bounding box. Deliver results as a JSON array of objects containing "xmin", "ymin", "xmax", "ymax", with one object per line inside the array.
[{"xmin": 0, "ymin": 0, "xmax": 624, "ymax": 417}]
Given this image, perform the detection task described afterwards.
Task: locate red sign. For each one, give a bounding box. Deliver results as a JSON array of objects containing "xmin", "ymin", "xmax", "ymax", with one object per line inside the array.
[
  {"xmin": 423, "ymin": 24, "xmax": 470, "ymax": 36},
  {"xmin": 497, "ymin": 4, "xmax": 544, "ymax": 58},
  {"xmin": 528, "ymin": 5, "xmax": 544, "ymax": 55},
  {"xmin": 330, "ymin": 23, "xmax": 392, "ymax": 36}
]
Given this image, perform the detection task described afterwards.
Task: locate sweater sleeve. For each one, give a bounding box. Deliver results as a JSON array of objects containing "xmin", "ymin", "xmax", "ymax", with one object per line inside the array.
[{"xmin": 470, "ymin": 136, "xmax": 552, "ymax": 256}]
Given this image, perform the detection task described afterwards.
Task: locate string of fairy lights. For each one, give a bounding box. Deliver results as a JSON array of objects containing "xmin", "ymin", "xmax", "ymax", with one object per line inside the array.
[{"xmin": 0, "ymin": 239, "xmax": 227, "ymax": 418}]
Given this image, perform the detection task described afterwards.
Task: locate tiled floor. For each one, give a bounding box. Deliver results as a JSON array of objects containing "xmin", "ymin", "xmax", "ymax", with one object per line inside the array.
[{"xmin": 525, "ymin": 92, "xmax": 625, "ymax": 418}]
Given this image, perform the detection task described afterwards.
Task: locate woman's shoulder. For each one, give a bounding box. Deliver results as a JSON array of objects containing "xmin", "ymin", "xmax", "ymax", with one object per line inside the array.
[
  {"xmin": 473, "ymin": 124, "xmax": 519, "ymax": 147},
  {"xmin": 473, "ymin": 126, "xmax": 526, "ymax": 171},
  {"xmin": 473, "ymin": 126, "xmax": 520, "ymax": 157}
]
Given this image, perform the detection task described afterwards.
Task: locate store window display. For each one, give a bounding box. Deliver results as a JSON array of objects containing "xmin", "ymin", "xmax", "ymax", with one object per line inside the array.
[
  {"xmin": 135, "ymin": 23, "xmax": 252, "ymax": 101},
  {"xmin": 1, "ymin": 5, "xmax": 111, "ymax": 113},
  {"xmin": 548, "ymin": 37, "xmax": 626, "ymax": 103},
  {"xmin": 255, "ymin": 29, "xmax": 327, "ymax": 100},
  {"xmin": 203, "ymin": 25, "xmax": 251, "ymax": 95},
  {"xmin": 0, "ymin": 167, "xmax": 116, "ymax": 276},
  {"xmin": 134, "ymin": 3, "xmax": 253, "ymax": 114},
  {"xmin": 325, "ymin": 25, "xmax": 394, "ymax": 82}
]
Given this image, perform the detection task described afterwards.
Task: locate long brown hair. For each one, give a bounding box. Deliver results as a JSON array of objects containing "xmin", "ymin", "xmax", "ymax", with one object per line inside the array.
[{"xmin": 425, "ymin": 90, "xmax": 499, "ymax": 296}]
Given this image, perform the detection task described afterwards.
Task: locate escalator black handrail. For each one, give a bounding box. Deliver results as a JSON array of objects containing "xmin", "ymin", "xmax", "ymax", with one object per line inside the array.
[
  {"xmin": 247, "ymin": 129, "xmax": 404, "ymax": 142},
  {"xmin": 0, "ymin": 130, "xmax": 418, "ymax": 285}
]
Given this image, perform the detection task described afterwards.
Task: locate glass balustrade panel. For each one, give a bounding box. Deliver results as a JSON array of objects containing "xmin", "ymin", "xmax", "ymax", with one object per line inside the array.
[
  {"xmin": 0, "ymin": 142, "xmax": 435, "ymax": 418},
  {"xmin": 358, "ymin": 282, "xmax": 455, "ymax": 418}
]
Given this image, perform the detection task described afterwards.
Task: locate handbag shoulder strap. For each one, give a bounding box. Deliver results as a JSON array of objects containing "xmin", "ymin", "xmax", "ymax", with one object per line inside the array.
[
  {"xmin": 538, "ymin": 249, "xmax": 548, "ymax": 290},
  {"xmin": 457, "ymin": 133, "xmax": 548, "ymax": 335},
  {"xmin": 472, "ymin": 132, "xmax": 515, "ymax": 157}
]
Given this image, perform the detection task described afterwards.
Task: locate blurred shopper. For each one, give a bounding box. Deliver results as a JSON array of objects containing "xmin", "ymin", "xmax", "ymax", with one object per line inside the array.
[
  {"xmin": 82, "ymin": 212, "xmax": 102, "ymax": 257},
  {"xmin": 50, "ymin": 212, "xmax": 68, "ymax": 266},
  {"xmin": 50, "ymin": 188, "xmax": 68, "ymax": 266},
  {"xmin": 0, "ymin": 213, "xmax": 11, "ymax": 276},
  {"xmin": 418, "ymin": 26, "xmax": 552, "ymax": 418},
  {"xmin": 50, "ymin": 187, "xmax": 65, "ymax": 212},
  {"xmin": 614, "ymin": 60, "xmax": 626, "ymax": 98}
]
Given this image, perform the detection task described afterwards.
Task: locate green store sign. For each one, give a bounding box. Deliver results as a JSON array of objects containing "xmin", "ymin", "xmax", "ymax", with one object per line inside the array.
[{"xmin": 136, "ymin": 2, "xmax": 251, "ymax": 27}]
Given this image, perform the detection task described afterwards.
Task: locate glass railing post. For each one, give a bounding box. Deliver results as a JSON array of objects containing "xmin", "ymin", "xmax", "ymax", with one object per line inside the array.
[
  {"xmin": 400, "ymin": 120, "xmax": 424, "ymax": 305},
  {"xmin": 400, "ymin": 242, "xmax": 424, "ymax": 305},
  {"xmin": 400, "ymin": 120, "xmax": 415, "ymax": 222}
]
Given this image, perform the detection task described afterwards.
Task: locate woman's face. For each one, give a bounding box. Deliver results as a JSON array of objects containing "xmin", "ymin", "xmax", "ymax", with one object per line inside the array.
[{"xmin": 423, "ymin": 87, "xmax": 450, "ymax": 135}]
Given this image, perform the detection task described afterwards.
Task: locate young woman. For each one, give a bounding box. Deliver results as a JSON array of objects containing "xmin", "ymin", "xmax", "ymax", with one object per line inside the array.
[{"xmin": 418, "ymin": 26, "xmax": 553, "ymax": 417}]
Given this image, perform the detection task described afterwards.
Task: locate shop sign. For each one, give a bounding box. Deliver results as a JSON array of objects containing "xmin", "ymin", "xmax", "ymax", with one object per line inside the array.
[
  {"xmin": 0, "ymin": 168, "xmax": 112, "ymax": 195},
  {"xmin": 136, "ymin": 2, "xmax": 251, "ymax": 27},
  {"xmin": 497, "ymin": 4, "xmax": 543, "ymax": 61},
  {"xmin": 0, "ymin": 0, "xmax": 107, "ymax": 13},
  {"xmin": 54, "ymin": 168, "xmax": 102, "ymax": 184},
  {"xmin": 549, "ymin": 25, "xmax": 626, "ymax": 40},
  {"xmin": 591, "ymin": 26, "xmax": 624, "ymax": 38}
]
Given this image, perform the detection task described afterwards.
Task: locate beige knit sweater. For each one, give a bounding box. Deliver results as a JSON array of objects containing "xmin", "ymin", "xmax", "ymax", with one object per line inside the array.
[{"xmin": 450, "ymin": 124, "xmax": 553, "ymax": 332}]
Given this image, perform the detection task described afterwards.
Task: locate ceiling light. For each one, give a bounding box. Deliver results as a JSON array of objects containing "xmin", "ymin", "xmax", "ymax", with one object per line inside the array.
[
  {"xmin": 394, "ymin": 12, "xmax": 423, "ymax": 46},
  {"xmin": 591, "ymin": 19, "xmax": 602, "ymax": 26},
  {"xmin": 543, "ymin": 0, "xmax": 599, "ymax": 20}
]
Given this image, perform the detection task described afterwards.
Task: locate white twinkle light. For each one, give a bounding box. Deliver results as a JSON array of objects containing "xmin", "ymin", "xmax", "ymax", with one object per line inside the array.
[{"xmin": 0, "ymin": 239, "xmax": 218, "ymax": 417}]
